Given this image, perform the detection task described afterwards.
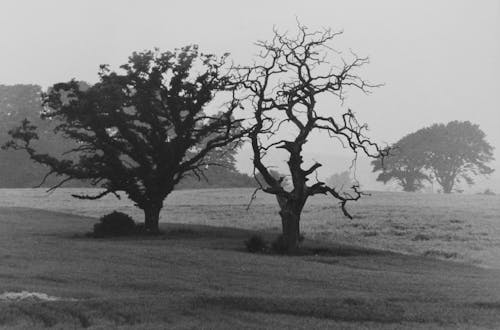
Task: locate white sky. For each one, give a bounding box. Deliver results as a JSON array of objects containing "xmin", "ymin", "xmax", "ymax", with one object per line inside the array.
[{"xmin": 1, "ymin": 0, "xmax": 499, "ymax": 188}]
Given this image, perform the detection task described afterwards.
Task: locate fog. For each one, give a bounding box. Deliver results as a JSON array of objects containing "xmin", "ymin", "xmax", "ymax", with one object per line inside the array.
[{"xmin": 1, "ymin": 0, "xmax": 499, "ymax": 190}]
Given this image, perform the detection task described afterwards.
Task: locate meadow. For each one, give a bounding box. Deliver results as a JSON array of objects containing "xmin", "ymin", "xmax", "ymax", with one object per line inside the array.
[
  {"xmin": 1, "ymin": 188, "xmax": 500, "ymax": 329},
  {"xmin": 1, "ymin": 188, "xmax": 499, "ymax": 268}
]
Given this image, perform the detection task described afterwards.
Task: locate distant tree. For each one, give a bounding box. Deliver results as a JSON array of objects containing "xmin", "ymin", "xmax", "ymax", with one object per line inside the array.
[
  {"xmin": 177, "ymin": 147, "xmax": 256, "ymax": 189},
  {"xmin": 424, "ymin": 121, "xmax": 494, "ymax": 193},
  {"xmin": 371, "ymin": 130, "xmax": 431, "ymax": 192},
  {"xmin": 5, "ymin": 46, "xmax": 245, "ymax": 232},
  {"xmin": 325, "ymin": 171, "xmax": 356, "ymax": 192},
  {"xmin": 233, "ymin": 24, "xmax": 387, "ymax": 253},
  {"xmin": 0, "ymin": 85, "xmax": 52, "ymax": 187},
  {"xmin": 0, "ymin": 84, "xmax": 43, "ymax": 127},
  {"xmin": 373, "ymin": 121, "xmax": 494, "ymax": 194}
]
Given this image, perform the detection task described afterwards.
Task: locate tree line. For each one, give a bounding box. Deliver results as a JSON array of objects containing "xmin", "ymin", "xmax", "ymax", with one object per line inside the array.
[{"xmin": 2, "ymin": 23, "xmax": 494, "ymax": 253}]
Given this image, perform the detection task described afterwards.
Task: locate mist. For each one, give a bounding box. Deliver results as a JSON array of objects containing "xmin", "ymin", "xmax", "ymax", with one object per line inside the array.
[{"xmin": 1, "ymin": 0, "xmax": 499, "ymax": 191}]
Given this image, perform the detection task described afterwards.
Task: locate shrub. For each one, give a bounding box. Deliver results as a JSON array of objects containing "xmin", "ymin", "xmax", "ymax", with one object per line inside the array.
[
  {"xmin": 244, "ymin": 235, "xmax": 268, "ymax": 253},
  {"xmin": 93, "ymin": 211, "xmax": 137, "ymax": 237}
]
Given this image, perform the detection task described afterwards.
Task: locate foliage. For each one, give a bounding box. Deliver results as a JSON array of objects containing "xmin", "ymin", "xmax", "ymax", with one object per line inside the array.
[
  {"xmin": 0, "ymin": 84, "xmax": 251, "ymax": 189},
  {"xmin": 232, "ymin": 23, "xmax": 387, "ymax": 252},
  {"xmin": 423, "ymin": 121, "xmax": 494, "ymax": 193},
  {"xmin": 371, "ymin": 129, "xmax": 431, "ymax": 192},
  {"xmin": 0, "ymin": 85, "xmax": 61, "ymax": 188},
  {"xmin": 5, "ymin": 46, "xmax": 246, "ymax": 232},
  {"xmin": 244, "ymin": 235, "xmax": 268, "ymax": 253},
  {"xmin": 176, "ymin": 165, "xmax": 255, "ymax": 189},
  {"xmin": 0, "ymin": 84, "xmax": 252, "ymax": 189},
  {"xmin": 93, "ymin": 211, "xmax": 137, "ymax": 237},
  {"xmin": 0, "ymin": 85, "xmax": 42, "ymax": 127},
  {"xmin": 373, "ymin": 121, "xmax": 494, "ymax": 193},
  {"xmin": 0, "ymin": 82, "xmax": 250, "ymax": 189}
]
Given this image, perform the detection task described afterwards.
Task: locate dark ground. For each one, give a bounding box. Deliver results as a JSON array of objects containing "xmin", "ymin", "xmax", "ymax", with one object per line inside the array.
[{"xmin": 1, "ymin": 207, "xmax": 500, "ymax": 329}]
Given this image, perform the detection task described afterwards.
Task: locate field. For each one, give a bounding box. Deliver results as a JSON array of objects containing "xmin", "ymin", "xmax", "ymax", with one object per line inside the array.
[
  {"xmin": 1, "ymin": 188, "xmax": 500, "ymax": 329},
  {"xmin": 1, "ymin": 188, "xmax": 499, "ymax": 268}
]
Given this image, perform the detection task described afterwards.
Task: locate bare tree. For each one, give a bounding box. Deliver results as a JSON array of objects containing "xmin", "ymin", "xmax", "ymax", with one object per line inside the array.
[{"xmin": 233, "ymin": 23, "xmax": 388, "ymax": 252}]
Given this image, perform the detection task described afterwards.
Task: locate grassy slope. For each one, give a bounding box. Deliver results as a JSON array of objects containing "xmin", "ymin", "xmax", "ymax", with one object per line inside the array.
[{"xmin": 1, "ymin": 207, "xmax": 500, "ymax": 329}]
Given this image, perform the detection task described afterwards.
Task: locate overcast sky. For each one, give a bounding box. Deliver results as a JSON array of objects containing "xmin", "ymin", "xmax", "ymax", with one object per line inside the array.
[{"xmin": 1, "ymin": 0, "xmax": 499, "ymax": 188}]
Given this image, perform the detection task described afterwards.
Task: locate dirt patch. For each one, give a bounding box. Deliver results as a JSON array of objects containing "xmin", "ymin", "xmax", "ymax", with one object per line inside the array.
[{"xmin": 0, "ymin": 291, "xmax": 78, "ymax": 302}]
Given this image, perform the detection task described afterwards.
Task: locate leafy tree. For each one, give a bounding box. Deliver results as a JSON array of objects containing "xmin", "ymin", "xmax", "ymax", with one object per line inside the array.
[
  {"xmin": 424, "ymin": 121, "xmax": 494, "ymax": 193},
  {"xmin": 371, "ymin": 130, "xmax": 431, "ymax": 192},
  {"xmin": 0, "ymin": 86, "xmax": 250, "ymax": 189},
  {"xmin": 5, "ymin": 46, "xmax": 245, "ymax": 232},
  {"xmin": 373, "ymin": 121, "xmax": 494, "ymax": 194},
  {"xmin": 233, "ymin": 24, "xmax": 387, "ymax": 252}
]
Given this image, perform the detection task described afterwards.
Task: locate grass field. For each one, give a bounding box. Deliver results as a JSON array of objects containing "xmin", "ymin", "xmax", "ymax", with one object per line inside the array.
[
  {"xmin": 1, "ymin": 188, "xmax": 500, "ymax": 329},
  {"xmin": 1, "ymin": 188, "xmax": 499, "ymax": 267}
]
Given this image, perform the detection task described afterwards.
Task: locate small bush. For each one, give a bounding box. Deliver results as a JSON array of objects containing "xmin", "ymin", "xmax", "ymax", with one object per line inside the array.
[
  {"xmin": 93, "ymin": 211, "xmax": 137, "ymax": 237},
  {"xmin": 245, "ymin": 235, "xmax": 267, "ymax": 253}
]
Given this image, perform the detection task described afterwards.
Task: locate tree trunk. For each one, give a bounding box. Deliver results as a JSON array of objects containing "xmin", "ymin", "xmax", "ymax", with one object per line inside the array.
[
  {"xmin": 402, "ymin": 175, "xmax": 418, "ymax": 192},
  {"xmin": 144, "ymin": 203, "xmax": 162, "ymax": 233},
  {"xmin": 441, "ymin": 177, "xmax": 454, "ymax": 194},
  {"xmin": 442, "ymin": 185, "xmax": 453, "ymax": 194},
  {"xmin": 403, "ymin": 182, "xmax": 416, "ymax": 192},
  {"xmin": 279, "ymin": 206, "xmax": 301, "ymax": 253}
]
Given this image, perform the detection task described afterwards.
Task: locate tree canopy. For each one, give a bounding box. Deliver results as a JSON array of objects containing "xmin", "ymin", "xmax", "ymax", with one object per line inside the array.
[
  {"xmin": 0, "ymin": 84, "xmax": 253, "ymax": 189},
  {"xmin": 372, "ymin": 121, "xmax": 494, "ymax": 193},
  {"xmin": 5, "ymin": 46, "xmax": 246, "ymax": 231},
  {"xmin": 371, "ymin": 129, "xmax": 431, "ymax": 192},
  {"xmin": 424, "ymin": 121, "xmax": 494, "ymax": 193}
]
